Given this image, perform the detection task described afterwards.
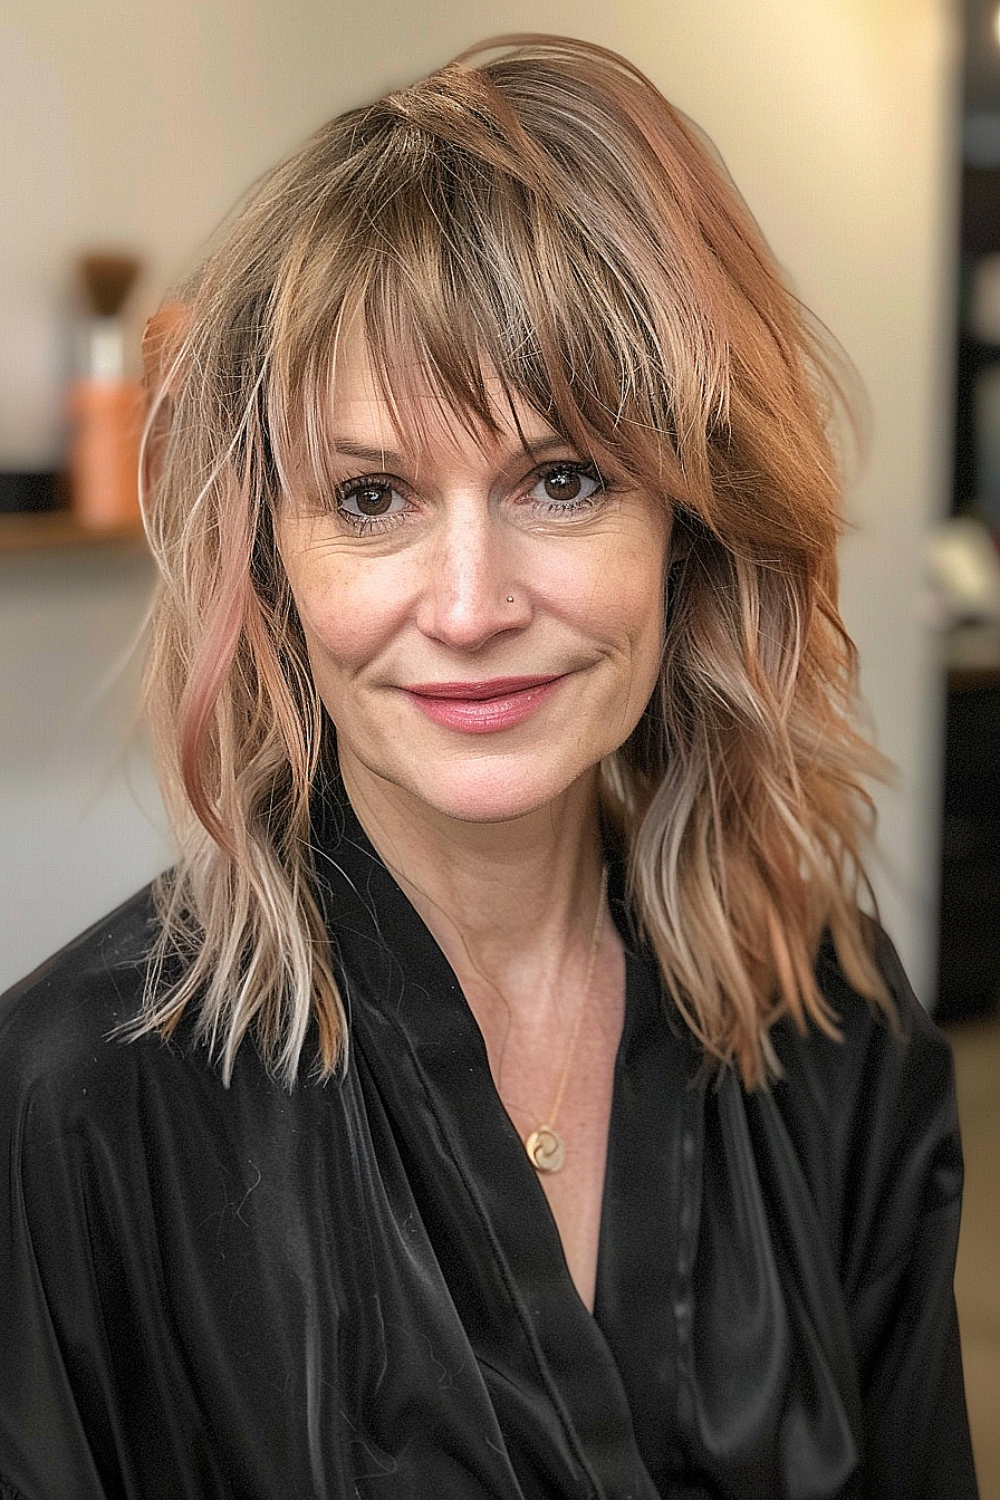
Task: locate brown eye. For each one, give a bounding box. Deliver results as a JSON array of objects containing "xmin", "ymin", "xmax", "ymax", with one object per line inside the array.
[
  {"xmin": 354, "ymin": 485, "xmax": 394, "ymax": 516},
  {"xmin": 335, "ymin": 477, "xmax": 408, "ymax": 527},
  {"xmin": 543, "ymin": 468, "xmax": 583, "ymax": 502},
  {"xmin": 529, "ymin": 463, "xmax": 605, "ymax": 511}
]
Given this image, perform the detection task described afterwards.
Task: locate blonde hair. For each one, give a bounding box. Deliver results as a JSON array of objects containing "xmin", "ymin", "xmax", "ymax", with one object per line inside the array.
[{"xmin": 136, "ymin": 34, "xmax": 888, "ymax": 1087}]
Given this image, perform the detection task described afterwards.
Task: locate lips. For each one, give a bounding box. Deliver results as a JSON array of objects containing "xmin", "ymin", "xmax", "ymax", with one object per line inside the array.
[{"xmin": 402, "ymin": 675, "xmax": 563, "ymax": 733}]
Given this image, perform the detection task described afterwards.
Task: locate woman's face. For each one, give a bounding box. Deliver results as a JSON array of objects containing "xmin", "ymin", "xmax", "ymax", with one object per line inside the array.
[{"xmin": 277, "ymin": 334, "xmax": 671, "ymax": 828}]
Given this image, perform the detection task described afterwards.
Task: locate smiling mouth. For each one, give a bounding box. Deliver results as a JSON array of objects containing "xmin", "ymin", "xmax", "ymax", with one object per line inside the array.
[{"xmin": 402, "ymin": 675, "xmax": 564, "ymax": 733}]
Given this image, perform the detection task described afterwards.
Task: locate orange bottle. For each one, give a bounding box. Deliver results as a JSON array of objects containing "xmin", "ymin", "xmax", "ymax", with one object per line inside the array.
[
  {"xmin": 68, "ymin": 252, "xmax": 145, "ymax": 530},
  {"xmin": 69, "ymin": 377, "xmax": 144, "ymax": 529}
]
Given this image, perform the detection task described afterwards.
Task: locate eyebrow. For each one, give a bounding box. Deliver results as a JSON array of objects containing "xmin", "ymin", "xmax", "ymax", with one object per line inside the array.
[{"xmin": 329, "ymin": 434, "xmax": 573, "ymax": 468}]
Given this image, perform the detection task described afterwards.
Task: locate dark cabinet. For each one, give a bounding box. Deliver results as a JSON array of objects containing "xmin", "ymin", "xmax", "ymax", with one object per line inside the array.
[{"xmin": 937, "ymin": 672, "xmax": 1000, "ymax": 1020}]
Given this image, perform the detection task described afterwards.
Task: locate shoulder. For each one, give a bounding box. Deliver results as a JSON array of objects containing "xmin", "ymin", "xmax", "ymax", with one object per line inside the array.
[
  {"xmin": 1, "ymin": 886, "xmax": 158, "ymax": 1046},
  {"xmin": 772, "ymin": 925, "xmax": 958, "ymax": 1155},
  {"xmin": 0, "ymin": 885, "xmax": 355, "ymax": 1161},
  {"xmin": 761, "ymin": 926, "xmax": 963, "ymax": 1285},
  {"xmin": 0, "ymin": 887, "xmax": 166, "ymax": 1141},
  {"xmin": 2, "ymin": 885, "xmax": 157, "ymax": 1021},
  {"xmin": 0, "ymin": 887, "xmax": 359, "ymax": 1269}
]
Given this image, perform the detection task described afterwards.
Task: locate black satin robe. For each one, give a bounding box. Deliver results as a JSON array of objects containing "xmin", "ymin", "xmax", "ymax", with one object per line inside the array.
[{"xmin": 0, "ymin": 795, "xmax": 978, "ymax": 1498}]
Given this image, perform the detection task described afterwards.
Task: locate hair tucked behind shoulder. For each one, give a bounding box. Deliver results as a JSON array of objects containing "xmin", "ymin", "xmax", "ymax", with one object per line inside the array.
[{"xmin": 132, "ymin": 33, "xmax": 890, "ymax": 1088}]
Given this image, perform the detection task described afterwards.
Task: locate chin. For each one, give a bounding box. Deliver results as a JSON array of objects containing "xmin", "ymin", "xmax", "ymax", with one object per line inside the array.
[
  {"xmin": 419, "ymin": 771, "xmax": 578, "ymax": 827},
  {"xmin": 356, "ymin": 748, "xmax": 599, "ymax": 829},
  {"xmin": 434, "ymin": 789, "xmax": 560, "ymax": 827}
]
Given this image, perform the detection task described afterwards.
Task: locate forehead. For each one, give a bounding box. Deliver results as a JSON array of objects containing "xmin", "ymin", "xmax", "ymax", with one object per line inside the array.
[{"xmin": 327, "ymin": 320, "xmax": 565, "ymax": 469}]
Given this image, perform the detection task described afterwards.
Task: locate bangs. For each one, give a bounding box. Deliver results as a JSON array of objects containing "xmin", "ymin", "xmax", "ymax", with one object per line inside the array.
[{"xmin": 261, "ymin": 59, "xmax": 718, "ymax": 511}]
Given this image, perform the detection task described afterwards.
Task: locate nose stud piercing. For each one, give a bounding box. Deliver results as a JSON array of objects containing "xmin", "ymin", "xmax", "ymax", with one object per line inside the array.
[{"xmin": 506, "ymin": 595, "xmax": 515, "ymax": 604}]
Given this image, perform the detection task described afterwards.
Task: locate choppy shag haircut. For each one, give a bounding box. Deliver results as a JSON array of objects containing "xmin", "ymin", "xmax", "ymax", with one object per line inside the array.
[{"xmin": 137, "ymin": 34, "xmax": 888, "ymax": 1087}]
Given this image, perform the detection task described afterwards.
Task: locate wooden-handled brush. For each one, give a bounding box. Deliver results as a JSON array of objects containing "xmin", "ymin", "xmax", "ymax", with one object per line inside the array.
[{"xmin": 79, "ymin": 252, "xmax": 141, "ymax": 381}]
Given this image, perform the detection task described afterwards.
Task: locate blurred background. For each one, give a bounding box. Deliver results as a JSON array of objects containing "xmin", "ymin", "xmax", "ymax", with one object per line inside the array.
[{"xmin": 0, "ymin": 0, "xmax": 997, "ymax": 1489}]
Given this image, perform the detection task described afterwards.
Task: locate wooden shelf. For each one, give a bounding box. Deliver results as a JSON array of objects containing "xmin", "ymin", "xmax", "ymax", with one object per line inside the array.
[{"xmin": 0, "ymin": 510, "xmax": 146, "ymax": 554}]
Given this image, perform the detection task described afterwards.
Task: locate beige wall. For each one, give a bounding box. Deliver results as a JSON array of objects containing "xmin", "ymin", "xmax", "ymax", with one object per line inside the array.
[{"xmin": 0, "ymin": 0, "xmax": 958, "ymax": 996}]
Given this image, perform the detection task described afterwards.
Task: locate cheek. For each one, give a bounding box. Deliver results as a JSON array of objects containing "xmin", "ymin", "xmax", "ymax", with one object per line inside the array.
[
  {"xmin": 584, "ymin": 517, "xmax": 669, "ymax": 653},
  {"xmin": 283, "ymin": 550, "xmax": 407, "ymax": 675},
  {"xmin": 297, "ymin": 597, "xmax": 365, "ymax": 677}
]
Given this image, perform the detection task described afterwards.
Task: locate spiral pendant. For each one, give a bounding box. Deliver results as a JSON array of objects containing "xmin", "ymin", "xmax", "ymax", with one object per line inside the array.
[{"xmin": 525, "ymin": 1126, "xmax": 566, "ymax": 1174}]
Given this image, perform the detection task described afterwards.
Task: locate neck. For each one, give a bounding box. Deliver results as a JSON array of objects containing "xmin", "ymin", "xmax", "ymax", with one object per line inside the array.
[{"xmin": 338, "ymin": 752, "xmax": 607, "ymax": 1023}]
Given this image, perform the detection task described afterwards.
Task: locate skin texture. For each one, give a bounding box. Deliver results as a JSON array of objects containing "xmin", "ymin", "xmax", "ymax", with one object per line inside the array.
[{"xmin": 276, "ymin": 332, "xmax": 672, "ymax": 1307}]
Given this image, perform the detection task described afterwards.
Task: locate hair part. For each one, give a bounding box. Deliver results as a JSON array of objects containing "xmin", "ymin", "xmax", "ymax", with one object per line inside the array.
[{"xmin": 132, "ymin": 34, "xmax": 889, "ymax": 1088}]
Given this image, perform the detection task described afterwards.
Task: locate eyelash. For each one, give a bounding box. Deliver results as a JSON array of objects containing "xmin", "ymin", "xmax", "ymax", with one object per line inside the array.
[{"xmin": 332, "ymin": 461, "xmax": 609, "ymax": 536}]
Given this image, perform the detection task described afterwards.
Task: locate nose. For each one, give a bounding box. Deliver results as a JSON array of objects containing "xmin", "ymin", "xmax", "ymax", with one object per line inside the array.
[{"xmin": 415, "ymin": 507, "xmax": 530, "ymax": 651}]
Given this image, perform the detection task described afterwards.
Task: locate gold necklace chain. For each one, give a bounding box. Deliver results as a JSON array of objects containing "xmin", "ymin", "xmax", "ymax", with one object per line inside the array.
[{"xmin": 524, "ymin": 866, "xmax": 608, "ymax": 1175}]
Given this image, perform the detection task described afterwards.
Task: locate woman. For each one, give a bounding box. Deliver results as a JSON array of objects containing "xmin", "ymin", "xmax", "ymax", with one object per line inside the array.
[{"xmin": 0, "ymin": 35, "xmax": 977, "ymax": 1500}]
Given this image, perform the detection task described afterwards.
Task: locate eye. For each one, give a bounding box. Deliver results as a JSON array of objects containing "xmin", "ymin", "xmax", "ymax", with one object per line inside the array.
[
  {"xmin": 335, "ymin": 476, "xmax": 408, "ymax": 527},
  {"xmin": 528, "ymin": 462, "xmax": 606, "ymax": 509}
]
